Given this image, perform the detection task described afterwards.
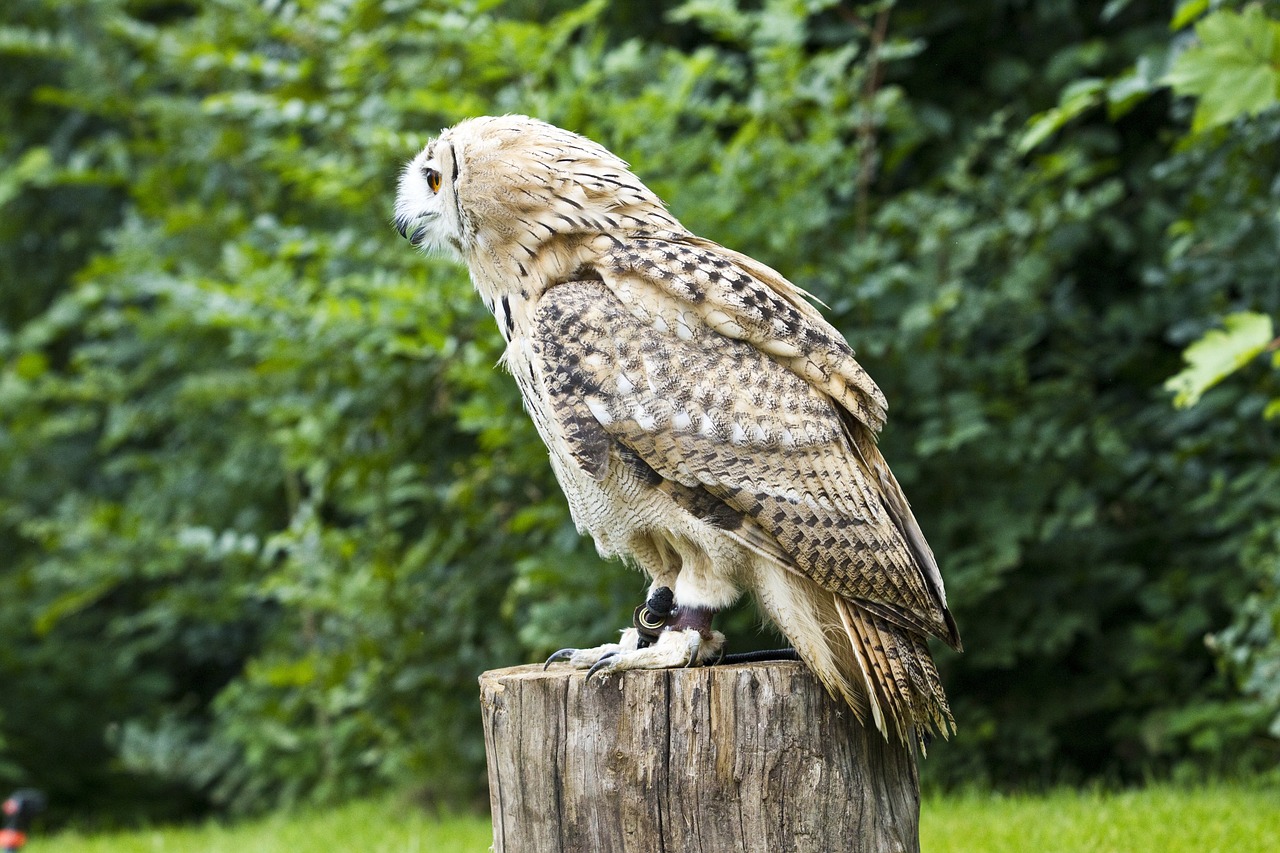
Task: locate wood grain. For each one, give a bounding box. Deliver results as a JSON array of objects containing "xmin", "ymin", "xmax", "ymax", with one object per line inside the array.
[{"xmin": 480, "ymin": 661, "xmax": 920, "ymax": 852}]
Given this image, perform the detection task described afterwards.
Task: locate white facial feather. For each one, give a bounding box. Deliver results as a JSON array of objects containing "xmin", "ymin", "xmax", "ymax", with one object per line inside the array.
[
  {"xmin": 393, "ymin": 115, "xmax": 678, "ymax": 312},
  {"xmin": 394, "ymin": 150, "xmax": 464, "ymax": 259}
]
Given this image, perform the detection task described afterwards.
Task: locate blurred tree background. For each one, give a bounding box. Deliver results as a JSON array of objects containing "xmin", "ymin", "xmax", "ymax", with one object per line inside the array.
[{"xmin": 1, "ymin": 0, "xmax": 1277, "ymax": 825}]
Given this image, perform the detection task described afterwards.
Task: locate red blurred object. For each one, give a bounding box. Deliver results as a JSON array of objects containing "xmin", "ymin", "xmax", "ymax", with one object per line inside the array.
[{"xmin": 1, "ymin": 791, "xmax": 44, "ymax": 852}]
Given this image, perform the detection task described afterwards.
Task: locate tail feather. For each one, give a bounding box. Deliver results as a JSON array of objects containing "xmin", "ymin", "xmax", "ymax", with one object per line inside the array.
[
  {"xmin": 752, "ymin": 564, "xmax": 955, "ymax": 750},
  {"xmin": 836, "ymin": 596, "xmax": 955, "ymax": 749},
  {"xmin": 863, "ymin": 602, "xmax": 916, "ymax": 729},
  {"xmin": 834, "ymin": 595, "xmax": 888, "ymax": 736},
  {"xmin": 903, "ymin": 629, "xmax": 954, "ymax": 736}
]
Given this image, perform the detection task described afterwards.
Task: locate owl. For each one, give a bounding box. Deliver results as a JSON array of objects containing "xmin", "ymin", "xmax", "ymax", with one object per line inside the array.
[{"xmin": 395, "ymin": 115, "xmax": 960, "ymax": 744}]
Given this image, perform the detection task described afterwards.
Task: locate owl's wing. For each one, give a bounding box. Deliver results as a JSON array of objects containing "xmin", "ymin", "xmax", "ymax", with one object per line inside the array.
[
  {"xmin": 531, "ymin": 277, "xmax": 959, "ymax": 649},
  {"xmin": 600, "ymin": 234, "xmax": 889, "ymax": 433}
]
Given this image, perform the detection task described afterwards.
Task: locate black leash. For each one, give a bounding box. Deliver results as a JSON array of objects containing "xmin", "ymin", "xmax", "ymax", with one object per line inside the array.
[{"xmin": 718, "ymin": 648, "xmax": 800, "ymax": 664}]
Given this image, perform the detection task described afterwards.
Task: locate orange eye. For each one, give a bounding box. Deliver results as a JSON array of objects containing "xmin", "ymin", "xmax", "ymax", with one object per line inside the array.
[{"xmin": 423, "ymin": 167, "xmax": 441, "ymax": 193}]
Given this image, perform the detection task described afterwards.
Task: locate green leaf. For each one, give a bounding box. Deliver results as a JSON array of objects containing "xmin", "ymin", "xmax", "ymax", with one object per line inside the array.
[
  {"xmin": 0, "ymin": 146, "xmax": 54, "ymax": 209},
  {"xmin": 1107, "ymin": 53, "xmax": 1168, "ymax": 119},
  {"xmin": 1101, "ymin": 0, "xmax": 1135, "ymax": 24},
  {"xmin": 13, "ymin": 350, "xmax": 48, "ymax": 380},
  {"xmin": 1018, "ymin": 78, "xmax": 1105, "ymax": 152},
  {"xmin": 1165, "ymin": 312, "xmax": 1276, "ymax": 408},
  {"xmin": 1170, "ymin": 0, "xmax": 1210, "ymax": 31},
  {"xmin": 1163, "ymin": 8, "xmax": 1280, "ymax": 132}
]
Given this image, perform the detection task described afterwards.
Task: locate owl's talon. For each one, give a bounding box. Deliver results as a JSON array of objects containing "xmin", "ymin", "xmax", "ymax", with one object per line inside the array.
[
  {"xmin": 587, "ymin": 628, "xmax": 724, "ymax": 675},
  {"xmin": 540, "ymin": 631, "xmax": 640, "ymax": 671},
  {"xmin": 544, "ymin": 628, "xmax": 725, "ymax": 680},
  {"xmin": 587, "ymin": 652, "xmax": 621, "ymax": 681},
  {"xmin": 684, "ymin": 634, "xmax": 701, "ymax": 667},
  {"xmin": 543, "ymin": 648, "xmax": 577, "ymax": 669}
]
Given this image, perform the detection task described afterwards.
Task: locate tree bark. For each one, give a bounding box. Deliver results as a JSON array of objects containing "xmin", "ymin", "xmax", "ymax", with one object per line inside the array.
[{"xmin": 479, "ymin": 660, "xmax": 920, "ymax": 853}]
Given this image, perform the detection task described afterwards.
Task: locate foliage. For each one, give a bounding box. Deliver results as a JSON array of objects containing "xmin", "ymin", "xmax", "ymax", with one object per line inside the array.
[
  {"xmin": 1209, "ymin": 524, "xmax": 1280, "ymax": 740},
  {"xmin": 1, "ymin": 0, "xmax": 1278, "ymax": 823},
  {"xmin": 1165, "ymin": 312, "xmax": 1276, "ymax": 409},
  {"xmin": 1148, "ymin": 0, "xmax": 1280, "ymax": 745},
  {"xmin": 1164, "ymin": 5, "xmax": 1280, "ymax": 132}
]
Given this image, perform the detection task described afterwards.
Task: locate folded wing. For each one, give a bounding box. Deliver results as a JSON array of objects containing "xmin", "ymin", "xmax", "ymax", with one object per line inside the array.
[{"xmin": 530, "ymin": 274, "xmax": 959, "ymax": 650}]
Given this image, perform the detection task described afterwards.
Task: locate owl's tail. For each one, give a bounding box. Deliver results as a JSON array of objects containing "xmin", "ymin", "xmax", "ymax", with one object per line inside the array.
[
  {"xmin": 833, "ymin": 596, "xmax": 954, "ymax": 749},
  {"xmin": 754, "ymin": 567, "xmax": 954, "ymax": 750}
]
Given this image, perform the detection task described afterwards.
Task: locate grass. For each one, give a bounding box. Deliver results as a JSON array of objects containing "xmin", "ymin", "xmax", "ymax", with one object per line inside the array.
[
  {"xmin": 42, "ymin": 799, "xmax": 491, "ymax": 853},
  {"xmin": 39, "ymin": 784, "xmax": 1280, "ymax": 852},
  {"xmin": 921, "ymin": 785, "xmax": 1280, "ymax": 852}
]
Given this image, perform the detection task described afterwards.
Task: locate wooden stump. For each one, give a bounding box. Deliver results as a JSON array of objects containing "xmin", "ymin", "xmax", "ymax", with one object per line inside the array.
[{"xmin": 479, "ymin": 661, "xmax": 920, "ymax": 853}]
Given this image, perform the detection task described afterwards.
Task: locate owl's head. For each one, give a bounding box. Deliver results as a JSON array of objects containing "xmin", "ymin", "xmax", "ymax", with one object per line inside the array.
[{"xmin": 394, "ymin": 115, "xmax": 676, "ymax": 275}]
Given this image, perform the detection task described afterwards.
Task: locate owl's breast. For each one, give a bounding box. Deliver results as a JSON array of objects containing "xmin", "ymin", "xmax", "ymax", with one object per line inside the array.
[{"xmin": 504, "ymin": 331, "xmax": 683, "ymax": 560}]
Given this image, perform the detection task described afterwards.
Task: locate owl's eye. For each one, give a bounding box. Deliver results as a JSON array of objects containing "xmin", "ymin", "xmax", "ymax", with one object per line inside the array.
[{"xmin": 423, "ymin": 167, "xmax": 442, "ymax": 193}]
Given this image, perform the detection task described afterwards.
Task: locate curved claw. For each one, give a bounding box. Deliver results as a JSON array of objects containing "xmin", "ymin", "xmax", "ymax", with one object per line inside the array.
[
  {"xmin": 586, "ymin": 652, "xmax": 620, "ymax": 681},
  {"xmin": 544, "ymin": 648, "xmax": 578, "ymax": 670},
  {"xmin": 684, "ymin": 634, "xmax": 701, "ymax": 668}
]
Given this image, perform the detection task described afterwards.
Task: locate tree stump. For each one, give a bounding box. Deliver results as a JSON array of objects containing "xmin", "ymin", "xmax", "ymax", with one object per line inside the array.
[{"xmin": 479, "ymin": 660, "xmax": 920, "ymax": 853}]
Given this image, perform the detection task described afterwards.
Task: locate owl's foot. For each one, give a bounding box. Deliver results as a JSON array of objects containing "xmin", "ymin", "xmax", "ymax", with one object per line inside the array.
[
  {"xmin": 543, "ymin": 585, "xmax": 676, "ymax": 669},
  {"xmin": 584, "ymin": 626, "xmax": 725, "ymax": 679},
  {"xmin": 543, "ymin": 590, "xmax": 724, "ymax": 678},
  {"xmin": 543, "ymin": 628, "xmax": 644, "ymax": 670}
]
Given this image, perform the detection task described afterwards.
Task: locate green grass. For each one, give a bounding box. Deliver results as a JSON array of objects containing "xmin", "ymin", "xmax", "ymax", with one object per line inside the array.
[
  {"xmin": 39, "ymin": 785, "xmax": 1280, "ymax": 852},
  {"xmin": 921, "ymin": 786, "xmax": 1280, "ymax": 852},
  {"xmin": 42, "ymin": 799, "xmax": 491, "ymax": 853}
]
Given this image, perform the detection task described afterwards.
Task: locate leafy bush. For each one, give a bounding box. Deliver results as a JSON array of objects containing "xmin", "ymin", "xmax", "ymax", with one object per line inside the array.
[{"xmin": 1, "ymin": 0, "xmax": 1277, "ymax": 821}]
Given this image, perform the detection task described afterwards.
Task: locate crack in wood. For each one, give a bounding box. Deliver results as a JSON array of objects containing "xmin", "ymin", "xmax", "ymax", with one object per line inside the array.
[{"xmin": 480, "ymin": 662, "xmax": 920, "ymax": 852}]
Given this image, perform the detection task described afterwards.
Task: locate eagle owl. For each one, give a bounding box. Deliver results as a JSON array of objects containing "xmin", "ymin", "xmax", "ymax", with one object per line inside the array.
[{"xmin": 395, "ymin": 115, "xmax": 960, "ymax": 744}]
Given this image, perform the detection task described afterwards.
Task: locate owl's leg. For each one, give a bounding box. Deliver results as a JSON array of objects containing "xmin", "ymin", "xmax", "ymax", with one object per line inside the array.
[
  {"xmin": 542, "ymin": 590, "xmax": 732, "ymax": 672},
  {"xmin": 542, "ymin": 584, "xmax": 675, "ymax": 669},
  {"xmin": 543, "ymin": 605, "xmax": 726, "ymax": 673},
  {"xmin": 542, "ymin": 600, "xmax": 728, "ymax": 674},
  {"xmin": 544, "ymin": 535, "xmax": 734, "ymax": 674},
  {"xmin": 583, "ymin": 603, "xmax": 725, "ymax": 678}
]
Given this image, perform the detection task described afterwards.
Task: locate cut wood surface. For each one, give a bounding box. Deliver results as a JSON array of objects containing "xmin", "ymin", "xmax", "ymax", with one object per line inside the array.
[{"xmin": 480, "ymin": 660, "xmax": 920, "ymax": 853}]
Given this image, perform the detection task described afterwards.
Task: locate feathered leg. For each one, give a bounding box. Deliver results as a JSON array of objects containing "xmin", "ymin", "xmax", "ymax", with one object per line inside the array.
[
  {"xmin": 545, "ymin": 532, "xmax": 736, "ymax": 675},
  {"xmin": 544, "ymin": 587, "xmax": 726, "ymax": 675}
]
